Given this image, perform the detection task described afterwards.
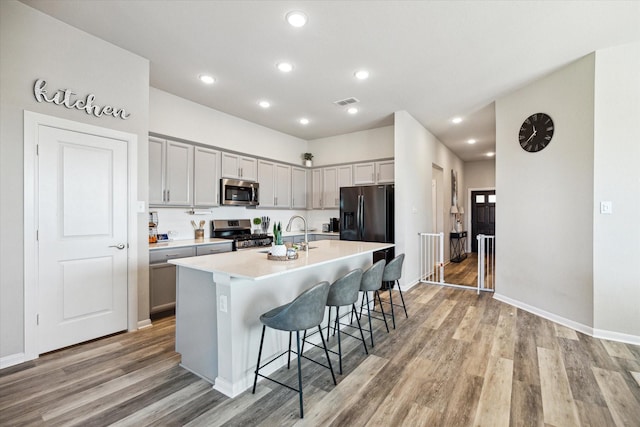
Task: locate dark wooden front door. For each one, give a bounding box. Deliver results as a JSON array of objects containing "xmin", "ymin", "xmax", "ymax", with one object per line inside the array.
[{"xmin": 471, "ymin": 190, "xmax": 495, "ymax": 252}]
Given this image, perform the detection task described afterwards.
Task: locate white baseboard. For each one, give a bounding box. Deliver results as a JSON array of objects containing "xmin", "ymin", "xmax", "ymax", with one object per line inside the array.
[
  {"xmin": 137, "ymin": 319, "xmax": 153, "ymax": 329},
  {"xmin": 593, "ymin": 328, "xmax": 640, "ymax": 346},
  {"xmin": 494, "ymin": 293, "xmax": 595, "ymax": 337},
  {"xmin": 0, "ymin": 352, "xmax": 30, "ymax": 370},
  {"xmin": 494, "ymin": 293, "xmax": 640, "ymax": 345}
]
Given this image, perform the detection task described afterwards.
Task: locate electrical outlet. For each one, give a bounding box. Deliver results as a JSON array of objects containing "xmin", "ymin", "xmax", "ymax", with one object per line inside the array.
[
  {"xmin": 600, "ymin": 201, "xmax": 612, "ymax": 214},
  {"xmin": 219, "ymin": 295, "xmax": 228, "ymax": 313}
]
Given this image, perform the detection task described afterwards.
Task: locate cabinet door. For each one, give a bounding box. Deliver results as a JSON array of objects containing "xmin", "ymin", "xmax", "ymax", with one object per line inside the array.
[
  {"xmin": 311, "ymin": 169, "xmax": 323, "ymax": 209},
  {"xmin": 337, "ymin": 165, "xmax": 353, "ymax": 188},
  {"xmin": 239, "ymin": 156, "xmax": 257, "ymax": 181},
  {"xmin": 149, "ymin": 263, "xmax": 177, "ymax": 313},
  {"xmin": 221, "ymin": 152, "xmax": 240, "ymax": 179},
  {"xmin": 257, "ymin": 160, "xmax": 276, "ymax": 207},
  {"xmin": 195, "ymin": 242, "xmax": 232, "ymax": 255},
  {"xmin": 291, "ymin": 167, "xmax": 307, "ymax": 209},
  {"xmin": 275, "ymin": 163, "xmax": 291, "ymax": 208},
  {"xmin": 323, "ymin": 167, "xmax": 339, "ymax": 208},
  {"xmin": 376, "ymin": 160, "xmax": 394, "ymax": 183},
  {"xmin": 165, "ymin": 140, "xmax": 193, "ymax": 206},
  {"xmin": 149, "ymin": 138, "xmax": 165, "ymax": 205},
  {"xmin": 194, "ymin": 147, "xmax": 220, "ymax": 207},
  {"xmin": 353, "ymin": 163, "xmax": 375, "ymax": 185}
]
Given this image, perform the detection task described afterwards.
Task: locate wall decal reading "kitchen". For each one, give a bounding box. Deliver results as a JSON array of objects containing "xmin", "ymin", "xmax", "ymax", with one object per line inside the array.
[{"xmin": 33, "ymin": 79, "xmax": 130, "ymax": 120}]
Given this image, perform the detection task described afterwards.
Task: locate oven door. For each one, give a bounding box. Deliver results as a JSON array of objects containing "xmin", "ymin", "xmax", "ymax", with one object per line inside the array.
[{"xmin": 221, "ymin": 178, "xmax": 259, "ymax": 206}]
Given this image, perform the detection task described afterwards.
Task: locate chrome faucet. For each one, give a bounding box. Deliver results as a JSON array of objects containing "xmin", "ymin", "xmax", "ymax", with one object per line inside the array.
[{"xmin": 286, "ymin": 215, "xmax": 309, "ymax": 251}]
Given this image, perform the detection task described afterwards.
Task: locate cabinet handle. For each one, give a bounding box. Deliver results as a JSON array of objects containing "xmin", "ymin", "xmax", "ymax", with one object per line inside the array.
[
  {"xmin": 372, "ymin": 173, "xmax": 374, "ymax": 182},
  {"xmin": 165, "ymin": 254, "xmax": 180, "ymax": 258},
  {"xmin": 167, "ymin": 190, "xmax": 170, "ymax": 202},
  {"xmin": 275, "ymin": 196, "xmax": 278, "ymax": 206}
]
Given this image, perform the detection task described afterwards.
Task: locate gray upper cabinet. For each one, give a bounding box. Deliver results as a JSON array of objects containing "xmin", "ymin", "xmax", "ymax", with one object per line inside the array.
[
  {"xmin": 221, "ymin": 152, "xmax": 257, "ymax": 181},
  {"xmin": 258, "ymin": 160, "xmax": 291, "ymax": 208},
  {"xmin": 291, "ymin": 167, "xmax": 307, "ymax": 209},
  {"xmin": 353, "ymin": 161, "xmax": 394, "ymax": 185},
  {"xmin": 149, "ymin": 137, "xmax": 193, "ymax": 207},
  {"xmin": 376, "ymin": 160, "xmax": 395, "ymax": 183},
  {"xmin": 193, "ymin": 146, "xmax": 220, "ymax": 207}
]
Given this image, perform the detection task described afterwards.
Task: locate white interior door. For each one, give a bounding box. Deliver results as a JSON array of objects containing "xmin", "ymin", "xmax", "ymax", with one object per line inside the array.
[{"xmin": 37, "ymin": 125, "xmax": 128, "ymax": 354}]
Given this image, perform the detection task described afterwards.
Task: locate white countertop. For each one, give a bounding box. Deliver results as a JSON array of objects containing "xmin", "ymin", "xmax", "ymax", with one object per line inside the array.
[
  {"xmin": 169, "ymin": 239, "xmax": 393, "ymax": 280},
  {"xmin": 149, "ymin": 238, "xmax": 231, "ymax": 250}
]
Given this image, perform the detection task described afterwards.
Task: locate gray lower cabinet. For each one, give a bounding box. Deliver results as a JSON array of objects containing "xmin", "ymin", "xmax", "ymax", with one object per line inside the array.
[
  {"xmin": 196, "ymin": 242, "xmax": 233, "ymax": 256},
  {"xmin": 315, "ymin": 234, "xmax": 339, "ymax": 241},
  {"xmin": 149, "ymin": 242, "xmax": 232, "ymax": 314}
]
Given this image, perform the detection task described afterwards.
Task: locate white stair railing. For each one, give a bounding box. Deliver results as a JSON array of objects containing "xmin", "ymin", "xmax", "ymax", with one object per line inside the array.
[
  {"xmin": 419, "ymin": 232, "xmax": 445, "ymax": 285},
  {"xmin": 477, "ymin": 234, "xmax": 495, "ymax": 294}
]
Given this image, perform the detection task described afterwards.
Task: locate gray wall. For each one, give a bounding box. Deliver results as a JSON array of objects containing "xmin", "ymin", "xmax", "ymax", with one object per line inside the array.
[
  {"xmin": 0, "ymin": 1, "xmax": 149, "ymax": 359},
  {"xmin": 495, "ymin": 54, "xmax": 595, "ymax": 327},
  {"xmin": 394, "ymin": 111, "xmax": 464, "ymax": 286},
  {"xmin": 495, "ymin": 44, "xmax": 640, "ymax": 341},
  {"xmin": 592, "ymin": 43, "xmax": 640, "ymax": 339}
]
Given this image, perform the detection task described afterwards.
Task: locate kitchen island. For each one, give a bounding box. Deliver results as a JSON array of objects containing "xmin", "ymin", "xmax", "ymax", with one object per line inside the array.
[{"xmin": 169, "ymin": 239, "xmax": 393, "ymax": 397}]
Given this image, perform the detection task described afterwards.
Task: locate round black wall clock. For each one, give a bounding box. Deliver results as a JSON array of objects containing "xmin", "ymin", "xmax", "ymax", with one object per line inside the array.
[{"xmin": 518, "ymin": 113, "xmax": 554, "ymax": 152}]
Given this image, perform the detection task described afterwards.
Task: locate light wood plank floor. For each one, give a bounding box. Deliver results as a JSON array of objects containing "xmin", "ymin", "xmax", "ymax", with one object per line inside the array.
[{"xmin": 1, "ymin": 284, "xmax": 639, "ymax": 426}]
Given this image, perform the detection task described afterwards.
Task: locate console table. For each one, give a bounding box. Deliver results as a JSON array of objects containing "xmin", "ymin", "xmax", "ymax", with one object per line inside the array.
[{"xmin": 450, "ymin": 231, "xmax": 467, "ymax": 263}]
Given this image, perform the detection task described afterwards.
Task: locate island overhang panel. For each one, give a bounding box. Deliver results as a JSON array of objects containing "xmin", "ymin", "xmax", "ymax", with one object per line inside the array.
[{"xmin": 170, "ymin": 239, "xmax": 394, "ymax": 397}]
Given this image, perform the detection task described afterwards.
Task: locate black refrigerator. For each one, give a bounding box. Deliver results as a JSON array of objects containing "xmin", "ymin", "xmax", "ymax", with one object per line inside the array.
[{"xmin": 340, "ymin": 184, "xmax": 395, "ymax": 265}]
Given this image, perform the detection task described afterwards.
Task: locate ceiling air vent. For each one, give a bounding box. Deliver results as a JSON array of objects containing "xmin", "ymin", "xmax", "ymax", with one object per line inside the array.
[{"xmin": 333, "ymin": 97, "xmax": 360, "ymax": 107}]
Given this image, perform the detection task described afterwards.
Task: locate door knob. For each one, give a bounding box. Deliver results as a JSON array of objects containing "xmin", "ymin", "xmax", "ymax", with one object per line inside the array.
[{"xmin": 109, "ymin": 243, "xmax": 126, "ymax": 250}]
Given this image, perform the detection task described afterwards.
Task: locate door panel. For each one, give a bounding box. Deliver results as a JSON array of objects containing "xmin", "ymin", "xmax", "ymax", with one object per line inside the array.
[
  {"xmin": 362, "ymin": 185, "xmax": 386, "ymax": 242},
  {"xmin": 340, "ymin": 186, "xmax": 359, "ymax": 241},
  {"xmin": 471, "ymin": 190, "xmax": 496, "ymax": 252},
  {"xmin": 38, "ymin": 125, "xmax": 128, "ymax": 354}
]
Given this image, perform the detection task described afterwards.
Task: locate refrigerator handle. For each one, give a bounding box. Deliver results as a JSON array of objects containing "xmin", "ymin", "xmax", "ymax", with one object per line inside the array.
[{"xmin": 358, "ymin": 194, "xmax": 364, "ymax": 237}]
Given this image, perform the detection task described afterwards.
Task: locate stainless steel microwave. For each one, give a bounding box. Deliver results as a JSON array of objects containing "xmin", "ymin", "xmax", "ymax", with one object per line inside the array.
[{"xmin": 220, "ymin": 178, "xmax": 259, "ymax": 206}]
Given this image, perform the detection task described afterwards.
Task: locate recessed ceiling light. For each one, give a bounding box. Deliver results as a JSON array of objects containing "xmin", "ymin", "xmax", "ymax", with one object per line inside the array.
[
  {"xmin": 299, "ymin": 118, "xmax": 309, "ymax": 125},
  {"xmin": 277, "ymin": 62, "xmax": 294, "ymax": 73},
  {"xmin": 286, "ymin": 11, "xmax": 308, "ymax": 27},
  {"xmin": 486, "ymin": 152, "xmax": 495, "ymax": 157},
  {"xmin": 354, "ymin": 70, "xmax": 369, "ymax": 80},
  {"xmin": 198, "ymin": 74, "xmax": 215, "ymax": 84},
  {"xmin": 258, "ymin": 100, "xmax": 271, "ymax": 109},
  {"xmin": 452, "ymin": 117, "xmax": 463, "ymax": 124},
  {"xmin": 347, "ymin": 107, "xmax": 358, "ymax": 114},
  {"xmin": 467, "ymin": 139, "xmax": 477, "ymax": 144}
]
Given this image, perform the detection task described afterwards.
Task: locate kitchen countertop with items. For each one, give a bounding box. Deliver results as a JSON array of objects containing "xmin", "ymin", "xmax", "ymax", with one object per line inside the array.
[
  {"xmin": 169, "ymin": 239, "xmax": 390, "ymax": 280},
  {"xmin": 148, "ymin": 232, "xmax": 340, "ymax": 251},
  {"xmin": 149, "ymin": 238, "xmax": 231, "ymax": 250}
]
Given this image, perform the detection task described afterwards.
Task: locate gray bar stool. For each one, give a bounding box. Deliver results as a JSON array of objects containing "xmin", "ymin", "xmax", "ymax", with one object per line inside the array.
[
  {"xmin": 383, "ymin": 253, "xmax": 407, "ymax": 329},
  {"xmin": 325, "ymin": 268, "xmax": 367, "ymax": 374},
  {"xmin": 252, "ymin": 281, "xmax": 336, "ymax": 419},
  {"xmin": 357, "ymin": 259, "xmax": 388, "ymax": 347}
]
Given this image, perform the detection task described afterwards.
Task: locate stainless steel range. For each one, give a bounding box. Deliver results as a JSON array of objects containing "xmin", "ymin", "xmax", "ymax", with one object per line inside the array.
[{"xmin": 210, "ymin": 219, "xmax": 272, "ymax": 250}]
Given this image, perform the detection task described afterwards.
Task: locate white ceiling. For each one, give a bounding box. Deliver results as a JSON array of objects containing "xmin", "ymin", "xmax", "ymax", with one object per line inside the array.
[{"xmin": 21, "ymin": 1, "xmax": 640, "ymax": 161}]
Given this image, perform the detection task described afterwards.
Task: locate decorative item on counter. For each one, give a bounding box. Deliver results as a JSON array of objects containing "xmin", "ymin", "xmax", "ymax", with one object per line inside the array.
[
  {"xmin": 261, "ymin": 216, "xmax": 270, "ymax": 233},
  {"xmin": 253, "ymin": 217, "xmax": 262, "ymax": 234},
  {"xmin": 148, "ymin": 211, "xmax": 158, "ymax": 243},
  {"xmin": 303, "ymin": 152, "xmax": 313, "ymax": 167},
  {"xmin": 192, "ymin": 220, "xmax": 205, "ymax": 241},
  {"xmin": 269, "ymin": 222, "xmax": 287, "ymax": 257}
]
